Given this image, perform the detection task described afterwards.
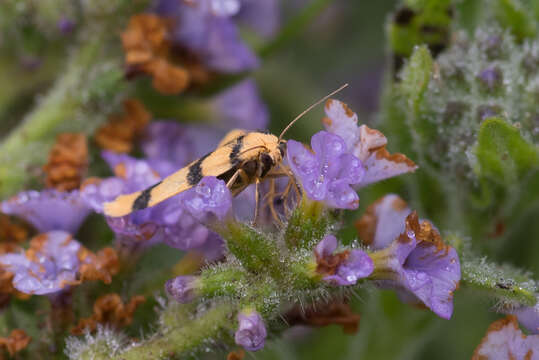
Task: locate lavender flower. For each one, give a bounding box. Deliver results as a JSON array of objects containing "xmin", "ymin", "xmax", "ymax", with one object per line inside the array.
[
  {"xmin": 165, "ymin": 275, "xmax": 200, "ymax": 303},
  {"xmin": 57, "ymin": 17, "xmax": 75, "ymax": 34},
  {"xmin": 0, "ymin": 231, "xmax": 83, "ymax": 295},
  {"xmin": 314, "ymin": 235, "xmax": 373, "ymax": 286},
  {"xmin": 287, "ymin": 131, "xmax": 364, "ymax": 209},
  {"xmin": 368, "ymin": 212, "xmax": 461, "ymax": 319},
  {"xmin": 323, "ymin": 99, "xmax": 417, "ymax": 186},
  {"xmin": 473, "ymin": 316, "xmax": 539, "ymax": 359},
  {"xmin": 234, "ymin": 310, "xmax": 267, "ymax": 351},
  {"xmin": 510, "ymin": 296, "xmax": 539, "ymax": 334},
  {"xmin": 153, "ymin": 0, "xmax": 258, "ymax": 73},
  {"xmin": 1, "ymin": 190, "xmax": 91, "ymax": 234},
  {"xmin": 211, "ymin": 79, "xmax": 269, "ymax": 130},
  {"xmin": 235, "ymin": 0, "xmax": 280, "ymax": 37},
  {"xmin": 478, "ymin": 66, "xmax": 503, "ymax": 90},
  {"xmin": 180, "ymin": 176, "xmax": 232, "ymax": 221}
]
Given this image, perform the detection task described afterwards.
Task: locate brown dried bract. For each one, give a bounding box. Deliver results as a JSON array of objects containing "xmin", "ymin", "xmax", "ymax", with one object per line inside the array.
[
  {"xmin": 122, "ymin": 14, "xmax": 190, "ymax": 94},
  {"xmin": 285, "ymin": 302, "xmax": 360, "ymax": 334},
  {"xmin": 43, "ymin": 133, "xmax": 88, "ymax": 191},
  {"xmin": 71, "ymin": 293, "xmax": 145, "ymax": 335},
  {"xmin": 354, "ymin": 198, "xmax": 384, "ymax": 246},
  {"xmin": 0, "ymin": 214, "xmax": 29, "ymax": 256},
  {"xmin": 78, "ymin": 247, "xmax": 120, "ymax": 284},
  {"xmin": 227, "ymin": 349, "xmax": 245, "ymax": 360},
  {"xmin": 315, "ymin": 250, "xmax": 350, "ymax": 277},
  {"xmin": 0, "ymin": 329, "xmax": 31, "ymax": 356},
  {"xmin": 95, "ymin": 99, "xmax": 151, "ymax": 153}
]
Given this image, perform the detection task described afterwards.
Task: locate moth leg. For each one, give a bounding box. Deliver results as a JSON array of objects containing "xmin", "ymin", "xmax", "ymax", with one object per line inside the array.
[
  {"xmin": 267, "ymin": 178, "xmax": 283, "ymax": 226},
  {"xmin": 253, "ymin": 178, "xmax": 261, "ymax": 224}
]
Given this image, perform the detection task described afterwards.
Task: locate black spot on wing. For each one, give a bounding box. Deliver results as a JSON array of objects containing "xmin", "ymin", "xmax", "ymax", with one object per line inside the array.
[
  {"xmin": 132, "ymin": 181, "xmax": 162, "ymax": 211},
  {"xmin": 187, "ymin": 152, "xmax": 211, "ymax": 185},
  {"xmin": 229, "ymin": 135, "xmax": 245, "ymax": 167}
]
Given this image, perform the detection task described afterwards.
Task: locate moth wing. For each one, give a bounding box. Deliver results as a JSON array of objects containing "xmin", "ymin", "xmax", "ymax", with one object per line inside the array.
[
  {"xmin": 103, "ymin": 145, "xmax": 239, "ymax": 217},
  {"xmin": 217, "ymin": 129, "xmax": 247, "ymax": 147}
]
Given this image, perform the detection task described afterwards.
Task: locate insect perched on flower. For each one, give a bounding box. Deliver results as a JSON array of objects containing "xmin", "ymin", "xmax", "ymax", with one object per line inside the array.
[{"xmin": 103, "ymin": 84, "xmax": 349, "ymax": 221}]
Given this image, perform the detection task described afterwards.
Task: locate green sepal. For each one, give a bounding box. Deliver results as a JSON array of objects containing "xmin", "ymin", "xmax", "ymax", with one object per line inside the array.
[
  {"xmin": 284, "ymin": 197, "xmax": 337, "ymax": 250},
  {"xmin": 218, "ymin": 221, "xmax": 283, "ymax": 279},
  {"xmin": 199, "ymin": 263, "xmax": 248, "ymax": 299}
]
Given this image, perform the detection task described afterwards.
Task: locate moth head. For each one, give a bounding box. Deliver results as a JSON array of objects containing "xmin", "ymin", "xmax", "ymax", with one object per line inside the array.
[{"xmin": 278, "ymin": 140, "xmax": 287, "ymax": 159}]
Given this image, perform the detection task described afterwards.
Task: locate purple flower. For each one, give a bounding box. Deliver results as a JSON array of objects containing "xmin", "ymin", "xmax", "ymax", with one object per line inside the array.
[
  {"xmin": 473, "ymin": 316, "xmax": 539, "ymax": 359},
  {"xmin": 287, "ymin": 131, "xmax": 364, "ymax": 209},
  {"xmin": 165, "ymin": 275, "xmax": 199, "ymax": 303},
  {"xmin": 235, "ymin": 0, "xmax": 280, "ymax": 37},
  {"xmin": 154, "ymin": 0, "xmax": 258, "ymax": 73},
  {"xmin": 355, "ymin": 194, "xmax": 412, "ymax": 249},
  {"xmin": 0, "ymin": 231, "xmax": 83, "ymax": 295},
  {"xmin": 140, "ymin": 122, "xmax": 223, "ymax": 177},
  {"xmin": 369, "ymin": 212, "xmax": 461, "ymax": 319},
  {"xmin": 1, "ymin": 190, "xmax": 91, "ymax": 234},
  {"xmin": 510, "ymin": 297, "xmax": 539, "ymax": 334},
  {"xmin": 57, "ymin": 17, "xmax": 75, "ymax": 34},
  {"xmin": 478, "ymin": 66, "xmax": 503, "ymax": 90},
  {"xmin": 211, "ymin": 79, "xmax": 268, "ymax": 130},
  {"xmin": 314, "ymin": 235, "xmax": 373, "ymax": 286},
  {"xmin": 323, "ymin": 99, "xmax": 417, "ymax": 186},
  {"xmin": 180, "ymin": 177, "xmax": 232, "ymax": 221},
  {"xmin": 235, "ymin": 310, "xmax": 267, "ymax": 351}
]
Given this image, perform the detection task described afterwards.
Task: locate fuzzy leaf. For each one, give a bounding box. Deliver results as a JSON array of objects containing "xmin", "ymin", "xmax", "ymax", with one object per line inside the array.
[{"xmin": 475, "ymin": 117, "xmax": 539, "ymax": 184}]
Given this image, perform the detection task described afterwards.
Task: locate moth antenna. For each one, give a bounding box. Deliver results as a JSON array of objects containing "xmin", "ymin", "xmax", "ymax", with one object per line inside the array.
[{"xmin": 278, "ymin": 83, "xmax": 349, "ymax": 141}]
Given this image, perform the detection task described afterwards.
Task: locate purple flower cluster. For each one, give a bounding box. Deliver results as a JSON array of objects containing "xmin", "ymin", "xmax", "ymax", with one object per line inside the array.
[
  {"xmin": 0, "ymin": 231, "xmax": 84, "ymax": 295},
  {"xmin": 234, "ymin": 310, "xmax": 267, "ymax": 351},
  {"xmin": 314, "ymin": 235, "xmax": 373, "ymax": 286},
  {"xmin": 153, "ymin": 0, "xmax": 259, "ymax": 73},
  {"xmin": 322, "ymin": 99, "xmax": 417, "ymax": 186},
  {"xmin": 362, "ymin": 195, "xmax": 461, "ymax": 319},
  {"xmin": 287, "ymin": 131, "xmax": 364, "ymax": 209},
  {"xmin": 287, "ymin": 99, "xmax": 417, "ymax": 209}
]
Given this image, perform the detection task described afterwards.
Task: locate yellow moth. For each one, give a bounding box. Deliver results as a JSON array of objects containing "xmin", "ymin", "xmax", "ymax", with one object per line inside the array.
[{"xmin": 103, "ymin": 84, "xmax": 349, "ymax": 219}]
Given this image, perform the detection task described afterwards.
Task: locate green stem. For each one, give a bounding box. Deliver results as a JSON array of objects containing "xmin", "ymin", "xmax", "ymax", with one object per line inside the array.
[
  {"xmin": 445, "ymin": 233, "xmax": 538, "ymax": 307},
  {"xmin": 114, "ymin": 304, "xmax": 234, "ymax": 360},
  {"xmin": 0, "ymin": 34, "xmax": 124, "ymax": 196}
]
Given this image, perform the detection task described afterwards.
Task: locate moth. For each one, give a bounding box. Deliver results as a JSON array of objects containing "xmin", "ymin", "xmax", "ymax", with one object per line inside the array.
[{"xmin": 103, "ymin": 84, "xmax": 348, "ymax": 221}]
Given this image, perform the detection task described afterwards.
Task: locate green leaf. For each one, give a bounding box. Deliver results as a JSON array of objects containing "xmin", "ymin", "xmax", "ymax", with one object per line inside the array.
[
  {"xmin": 400, "ymin": 45, "xmax": 433, "ymax": 112},
  {"xmin": 495, "ymin": 0, "xmax": 537, "ymax": 40},
  {"xmin": 475, "ymin": 117, "xmax": 539, "ymax": 184}
]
